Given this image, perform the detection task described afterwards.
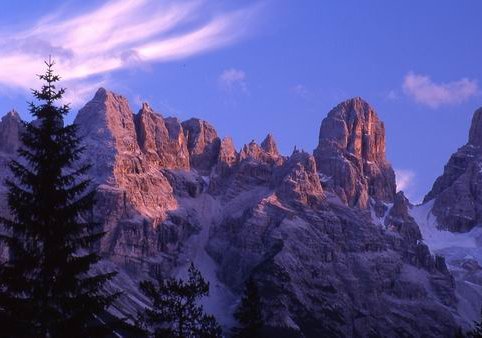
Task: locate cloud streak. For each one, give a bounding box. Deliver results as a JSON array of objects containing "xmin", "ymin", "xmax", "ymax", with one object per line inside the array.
[
  {"xmin": 402, "ymin": 72, "xmax": 479, "ymax": 108},
  {"xmin": 0, "ymin": 0, "xmax": 260, "ymax": 105},
  {"xmin": 395, "ymin": 169, "xmax": 415, "ymax": 192}
]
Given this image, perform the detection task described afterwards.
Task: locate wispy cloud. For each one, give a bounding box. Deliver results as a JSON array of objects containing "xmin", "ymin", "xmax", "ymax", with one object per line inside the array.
[
  {"xmin": 395, "ymin": 168, "xmax": 419, "ymax": 203},
  {"xmin": 402, "ymin": 72, "xmax": 479, "ymax": 108},
  {"xmin": 218, "ymin": 68, "xmax": 247, "ymax": 93},
  {"xmin": 62, "ymin": 78, "xmax": 108, "ymax": 108},
  {"xmin": 0, "ymin": 0, "xmax": 261, "ymax": 106},
  {"xmin": 395, "ymin": 169, "xmax": 415, "ymax": 192}
]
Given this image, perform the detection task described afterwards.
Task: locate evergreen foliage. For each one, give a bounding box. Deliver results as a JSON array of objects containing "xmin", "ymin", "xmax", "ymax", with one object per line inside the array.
[
  {"xmin": 232, "ymin": 276, "xmax": 264, "ymax": 338},
  {"xmin": 138, "ymin": 263, "xmax": 222, "ymax": 338},
  {"xmin": 0, "ymin": 59, "xmax": 120, "ymax": 337}
]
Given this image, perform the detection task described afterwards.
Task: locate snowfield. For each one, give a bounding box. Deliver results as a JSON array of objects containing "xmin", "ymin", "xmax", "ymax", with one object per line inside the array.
[{"xmin": 411, "ymin": 201, "xmax": 482, "ymax": 327}]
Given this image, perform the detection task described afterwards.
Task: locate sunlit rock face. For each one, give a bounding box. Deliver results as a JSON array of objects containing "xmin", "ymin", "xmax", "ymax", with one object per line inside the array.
[
  {"xmin": 182, "ymin": 118, "xmax": 221, "ymax": 174},
  {"xmin": 134, "ymin": 102, "xmax": 190, "ymax": 170},
  {"xmin": 424, "ymin": 106, "xmax": 482, "ymax": 232},
  {"xmin": 0, "ymin": 110, "xmax": 22, "ymax": 155},
  {"xmin": 73, "ymin": 88, "xmax": 180, "ymax": 265},
  {"xmin": 0, "ymin": 110, "xmax": 23, "ymax": 209},
  {"xmin": 0, "ymin": 91, "xmax": 462, "ymax": 336},
  {"xmin": 0, "ymin": 110, "xmax": 23, "ymax": 260},
  {"xmin": 314, "ymin": 97, "xmax": 396, "ymax": 210}
]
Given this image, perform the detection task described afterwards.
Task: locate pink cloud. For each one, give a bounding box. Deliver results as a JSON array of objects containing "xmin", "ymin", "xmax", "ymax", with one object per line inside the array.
[{"xmin": 403, "ymin": 72, "xmax": 479, "ymax": 108}]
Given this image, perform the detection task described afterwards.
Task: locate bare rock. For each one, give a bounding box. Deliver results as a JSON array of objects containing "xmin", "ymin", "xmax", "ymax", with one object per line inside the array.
[
  {"xmin": 261, "ymin": 133, "xmax": 280, "ymax": 156},
  {"xmin": 182, "ymin": 118, "xmax": 221, "ymax": 173},
  {"xmin": 207, "ymin": 186, "xmax": 457, "ymax": 337},
  {"xmin": 240, "ymin": 136, "xmax": 284, "ymax": 166},
  {"xmin": 314, "ymin": 97, "xmax": 396, "ymax": 208},
  {"xmin": 210, "ymin": 137, "xmax": 239, "ymax": 190},
  {"xmin": 0, "ymin": 91, "xmax": 462, "ymax": 336},
  {"xmin": 74, "ymin": 88, "xmax": 177, "ymax": 259},
  {"xmin": 0, "ymin": 110, "xmax": 23, "ymax": 215},
  {"xmin": 0, "ymin": 110, "xmax": 22, "ymax": 154},
  {"xmin": 134, "ymin": 103, "xmax": 190, "ymax": 170},
  {"xmin": 424, "ymin": 106, "xmax": 482, "ymax": 232},
  {"xmin": 385, "ymin": 192, "xmax": 422, "ymax": 242},
  {"xmin": 274, "ymin": 150, "xmax": 324, "ymax": 206}
]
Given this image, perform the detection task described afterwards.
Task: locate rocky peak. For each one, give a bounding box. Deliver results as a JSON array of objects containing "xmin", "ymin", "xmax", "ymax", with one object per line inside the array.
[
  {"xmin": 0, "ymin": 91, "xmax": 464, "ymax": 336},
  {"xmin": 240, "ymin": 137, "xmax": 284, "ymax": 166},
  {"xmin": 385, "ymin": 191, "xmax": 422, "ymax": 242},
  {"xmin": 317, "ymin": 97, "xmax": 387, "ymax": 162},
  {"xmin": 134, "ymin": 102, "xmax": 158, "ymax": 152},
  {"xmin": 182, "ymin": 118, "xmax": 220, "ymax": 173},
  {"xmin": 275, "ymin": 150, "xmax": 324, "ymax": 206},
  {"xmin": 314, "ymin": 97, "xmax": 396, "ymax": 209},
  {"xmin": 75, "ymin": 87, "xmax": 139, "ymax": 154},
  {"xmin": 240, "ymin": 140, "xmax": 262, "ymax": 159},
  {"xmin": 3, "ymin": 110, "xmax": 20, "ymax": 122},
  {"xmin": 0, "ymin": 110, "xmax": 23, "ymax": 154},
  {"xmin": 134, "ymin": 103, "xmax": 189, "ymax": 170},
  {"xmin": 140, "ymin": 102, "xmax": 152, "ymax": 113},
  {"xmin": 468, "ymin": 107, "xmax": 482, "ymax": 147},
  {"xmin": 209, "ymin": 137, "xmax": 239, "ymax": 191},
  {"xmin": 217, "ymin": 137, "xmax": 238, "ymax": 168},
  {"xmin": 261, "ymin": 133, "xmax": 279, "ymax": 156},
  {"xmin": 423, "ymin": 105, "xmax": 482, "ymax": 232}
]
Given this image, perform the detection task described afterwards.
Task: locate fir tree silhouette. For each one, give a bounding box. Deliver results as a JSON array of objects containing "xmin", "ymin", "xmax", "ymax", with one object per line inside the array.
[
  {"xmin": 0, "ymin": 58, "xmax": 120, "ymax": 337},
  {"xmin": 137, "ymin": 262, "xmax": 222, "ymax": 337},
  {"xmin": 232, "ymin": 276, "xmax": 264, "ymax": 338}
]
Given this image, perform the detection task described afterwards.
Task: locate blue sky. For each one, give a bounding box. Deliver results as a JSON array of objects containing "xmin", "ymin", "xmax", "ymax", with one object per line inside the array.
[{"xmin": 1, "ymin": 0, "xmax": 482, "ymax": 203}]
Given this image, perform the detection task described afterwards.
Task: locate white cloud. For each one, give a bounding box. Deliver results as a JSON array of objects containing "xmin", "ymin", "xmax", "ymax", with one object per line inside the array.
[
  {"xmin": 218, "ymin": 68, "xmax": 247, "ymax": 92},
  {"xmin": 61, "ymin": 78, "xmax": 108, "ymax": 108},
  {"xmin": 0, "ymin": 0, "xmax": 261, "ymax": 96},
  {"xmin": 395, "ymin": 169, "xmax": 415, "ymax": 192},
  {"xmin": 402, "ymin": 72, "xmax": 479, "ymax": 108}
]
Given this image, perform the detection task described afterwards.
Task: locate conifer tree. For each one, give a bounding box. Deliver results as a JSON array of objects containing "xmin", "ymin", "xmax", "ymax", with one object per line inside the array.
[
  {"xmin": 137, "ymin": 263, "xmax": 222, "ymax": 338},
  {"xmin": 232, "ymin": 276, "xmax": 264, "ymax": 338},
  {"xmin": 456, "ymin": 326, "xmax": 466, "ymax": 338},
  {"xmin": 0, "ymin": 59, "xmax": 120, "ymax": 337}
]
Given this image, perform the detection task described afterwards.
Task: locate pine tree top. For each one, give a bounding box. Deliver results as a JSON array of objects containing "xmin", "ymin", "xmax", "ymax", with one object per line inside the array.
[{"xmin": 0, "ymin": 58, "xmax": 121, "ymax": 337}]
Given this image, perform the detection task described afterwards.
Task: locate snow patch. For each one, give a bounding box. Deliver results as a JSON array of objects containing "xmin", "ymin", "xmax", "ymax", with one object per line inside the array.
[
  {"xmin": 410, "ymin": 201, "xmax": 482, "ymax": 327},
  {"xmin": 410, "ymin": 201, "xmax": 480, "ymax": 251},
  {"xmin": 173, "ymin": 194, "xmax": 237, "ymax": 329}
]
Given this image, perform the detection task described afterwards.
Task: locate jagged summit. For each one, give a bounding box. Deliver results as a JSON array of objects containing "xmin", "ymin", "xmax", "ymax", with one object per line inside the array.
[
  {"xmin": 134, "ymin": 102, "xmax": 190, "ymax": 170},
  {"xmin": 3, "ymin": 109, "xmax": 20, "ymax": 121},
  {"xmin": 0, "ymin": 109, "xmax": 23, "ymax": 154},
  {"xmin": 314, "ymin": 97, "xmax": 396, "ymax": 209},
  {"xmin": 468, "ymin": 107, "xmax": 482, "ymax": 146},
  {"xmin": 260, "ymin": 133, "xmax": 279, "ymax": 155},
  {"xmin": 182, "ymin": 118, "xmax": 221, "ymax": 173},
  {"xmin": 140, "ymin": 101, "xmax": 151, "ymax": 111},
  {"xmin": 424, "ymin": 105, "xmax": 482, "ymax": 232},
  {"xmin": 239, "ymin": 136, "xmax": 284, "ymax": 166},
  {"xmin": 0, "ymin": 91, "xmax": 462, "ymax": 336},
  {"xmin": 318, "ymin": 97, "xmax": 387, "ymax": 162}
]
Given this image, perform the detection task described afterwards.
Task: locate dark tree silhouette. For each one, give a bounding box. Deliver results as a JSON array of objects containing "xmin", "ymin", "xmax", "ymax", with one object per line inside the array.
[
  {"xmin": 138, "ymin": 263, "xmax": 222, "ymax": 337},
  {"xmin": 456, "ymin": 326, "xmax": 466, "ymax": 338},
  {"xmin": 232, "ymin": 276, "xmax": 264, "ymax": 338},
  {"xmin": 0, "ymin": 59, "xmax": 120, "ymax": 337}
]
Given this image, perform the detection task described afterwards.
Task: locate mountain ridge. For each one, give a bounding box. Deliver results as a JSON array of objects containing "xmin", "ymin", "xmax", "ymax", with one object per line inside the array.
[{"xmin": 0, "ymin": 88, "xmax": 470, "ymax": 336}]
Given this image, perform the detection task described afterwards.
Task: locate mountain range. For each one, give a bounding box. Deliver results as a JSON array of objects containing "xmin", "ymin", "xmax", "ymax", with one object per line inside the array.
[{"xmin": 1, "ymin": 88, "xmax": 481, "ymax": 337}]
